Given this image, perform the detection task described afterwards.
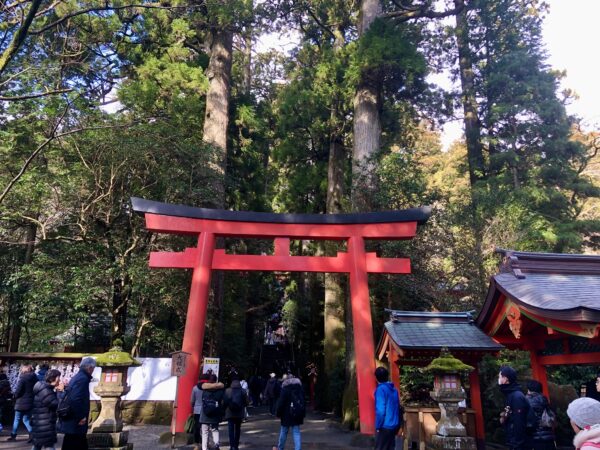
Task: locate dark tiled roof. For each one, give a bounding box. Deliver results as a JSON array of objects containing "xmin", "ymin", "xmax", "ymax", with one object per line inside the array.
[
  {"xmin": 131, "ymin": 197, "xmax": 431, "ymax": 224},
  {"xmin": 478, "ymin": 250, "xmax": 600, "ymax": 324},
  {"xmin": 384, "ymin": 311, "xmax": 503, "ymax": 351}
]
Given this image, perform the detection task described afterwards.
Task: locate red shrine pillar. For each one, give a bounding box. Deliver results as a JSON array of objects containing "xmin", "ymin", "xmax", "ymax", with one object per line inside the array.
[
  {"xmin": 530, "ymin": 350, "xmax": 549, "ymax": 398},
  {"xmin": 469, "ymin": 367, "xmax": 485, "ymax": 450},
  {"xmin": 388, "ymin": 343, "xmax": 401, "ymax": 393},
  {"xmin": 175, "ymin": 232, "xmax": 216, "ymax": 432},
  {"xmin": 348, "ymin": 235, "xmax": 377, "ymax": 434}
]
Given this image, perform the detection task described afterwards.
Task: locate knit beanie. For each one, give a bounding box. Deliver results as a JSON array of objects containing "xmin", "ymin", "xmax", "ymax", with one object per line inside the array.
[
  {"xmin": 500, "ymin": 366, "xmax": 517, "ymax": 384},
  {"xmin": 567, "ymin": 397, "xmax": 600, "ymax": 428}
]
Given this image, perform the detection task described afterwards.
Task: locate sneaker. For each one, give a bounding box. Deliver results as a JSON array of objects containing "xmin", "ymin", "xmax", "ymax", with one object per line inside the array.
[{"xmin": 6, "ymin": 434, "xmax": 16, "ymax": 441}]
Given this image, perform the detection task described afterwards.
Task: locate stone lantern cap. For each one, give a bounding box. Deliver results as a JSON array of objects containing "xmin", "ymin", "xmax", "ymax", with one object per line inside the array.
[
  {"xmin": 424, "ymin": 348, "xmax": 474, "ymax": 374},
  {"xmin": 95, "ymin": 340, "xmax": 141, "ymax": 368}
]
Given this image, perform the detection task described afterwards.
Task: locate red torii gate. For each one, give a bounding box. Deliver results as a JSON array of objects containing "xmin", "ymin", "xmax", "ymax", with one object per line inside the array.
[{"xmin": 132, "ymin": 198, "xmax": 430, "ymax": 434}]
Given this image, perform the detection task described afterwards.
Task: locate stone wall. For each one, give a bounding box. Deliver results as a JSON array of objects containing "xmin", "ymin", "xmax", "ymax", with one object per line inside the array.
[{"xmin": 90, "ymin": 400, "xmax": 173, "ymax": 425}]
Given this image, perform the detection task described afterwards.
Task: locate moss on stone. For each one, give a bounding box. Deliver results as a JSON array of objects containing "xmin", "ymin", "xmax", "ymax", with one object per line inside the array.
[
  {"xmin": 95, "ymin": 351, "xmax": 141, "ymax": 367},
  {"xmin": 424, "ymin": 349, "xmax": 474, "ymax": 373},
  {"xmin": 95, "ymin": 345, "xmax": 141, "ymax": 367}
]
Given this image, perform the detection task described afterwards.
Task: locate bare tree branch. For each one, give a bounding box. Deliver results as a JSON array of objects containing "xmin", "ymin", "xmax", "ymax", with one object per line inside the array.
[
  {"xmin": 383, "ymin": 2, "xmax": 463, "ymax": 21},
  {"xmin": 0, "ymin": 115, "xmax": 142, "ymax": 204},
  {"xmin": 0, "ymin": 0, "xmax": 43, "ymax": 78},
  {"xmin": 0, "ymin": 88, "xmax": 72, "ymax": 100}
]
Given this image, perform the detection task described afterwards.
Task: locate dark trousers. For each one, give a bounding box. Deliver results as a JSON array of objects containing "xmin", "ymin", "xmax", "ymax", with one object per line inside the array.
[
  {"xmin": 194, "ymin": 413, "xmax": 201, "ymax": 444},
  {"xmin": 268, "ymin": 398, "xmax": 277, "ymax": 415},
  {"xmin": 375, "ymin": 428, "xmax": 397, "ymax": 450},
  {"xmin": 228, "ymin": 418, "xmax": 242, "ymax": 449},
  {"xmin": 62, "ymin": 433, "xmax": 88, "ymax": 450}
]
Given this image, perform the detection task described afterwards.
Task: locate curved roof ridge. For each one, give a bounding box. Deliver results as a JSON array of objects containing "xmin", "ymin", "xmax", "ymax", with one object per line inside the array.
[{"xmin": 131, "ymin": 197, "xmax": 431, "ymax": 225}]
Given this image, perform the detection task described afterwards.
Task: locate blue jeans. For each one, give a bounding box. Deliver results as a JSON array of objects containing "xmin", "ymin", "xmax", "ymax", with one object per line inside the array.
[
  {"xmin": 12, "ymin": 410, "xmax": 32, "ymax": 435},
  {"xmin": 278, "ymin": 425, "xmax": 301, "ymax": 450}
]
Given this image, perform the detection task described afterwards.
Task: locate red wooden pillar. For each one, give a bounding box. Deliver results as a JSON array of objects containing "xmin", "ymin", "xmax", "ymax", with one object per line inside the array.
[
  {"xmin": 530, "ymin": 350, "xmax": 549, "ymax": 398},
  {"xmin": 175, "ymin": 232, "xmax": 216, "ymax": 432},
  {"xmin": 469, "ymin": 368, "xmax": 485, "ymax": 450},
  {"xmin": 348, "ymin": 235, "xmax": 376, "ymax": 435},
  {"xmin": 389, "ymin": 343, "xmax": 401, "ymax": 394}
]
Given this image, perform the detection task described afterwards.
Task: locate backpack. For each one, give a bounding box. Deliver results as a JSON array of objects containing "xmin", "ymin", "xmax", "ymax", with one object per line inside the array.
[
  {"xmin": 57, "ymin": 389, "xmax": 73, "ymax": 419},
  {"xmin": 202, "ymin": 396, "xmax": 220, "ymax": 417},
  {"xmin": 229, "ymin": 388, "xmax": 244, "ymax": 413},
  {"xmin": 288, "ymin": 388, "xmax": 306, "ymax": 421},
  {"xmin": 539, "ymin": 407, "xmax": 557, "ymax": 428}
]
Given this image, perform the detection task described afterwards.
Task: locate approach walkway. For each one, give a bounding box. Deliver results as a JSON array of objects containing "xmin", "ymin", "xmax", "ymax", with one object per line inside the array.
[{"xmin": 0, "ymin": 406, "xmax": 373, "ymax": 449}]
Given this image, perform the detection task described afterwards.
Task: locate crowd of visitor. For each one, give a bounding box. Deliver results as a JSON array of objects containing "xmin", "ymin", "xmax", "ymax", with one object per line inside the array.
[{"xmin": 1, "ymin": 358, "xmax": 600, "ymax": 450}]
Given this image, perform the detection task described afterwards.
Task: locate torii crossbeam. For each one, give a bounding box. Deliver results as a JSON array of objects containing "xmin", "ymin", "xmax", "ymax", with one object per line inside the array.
[{"xmin": 132, "ymin": 197, "xmax": 430, "ymax": 434}]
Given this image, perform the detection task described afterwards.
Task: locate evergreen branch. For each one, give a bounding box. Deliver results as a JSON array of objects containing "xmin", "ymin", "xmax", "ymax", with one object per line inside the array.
[
  {"xmin": 303, "ymin": 3, "xmax": 335, "ymax": 40},
  {"xmin": 0, "ymin": 88, "xmax": 72, "ymax": 100},
  {"xmin": 30, "ymin": 2, "xmax": 207, "ymax": 35}
]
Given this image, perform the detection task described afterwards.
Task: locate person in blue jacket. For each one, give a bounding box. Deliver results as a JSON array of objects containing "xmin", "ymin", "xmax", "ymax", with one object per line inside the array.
[
  {"xmin": 498, "ymin": 366, "xmax": 530, "ymax": 450},
  {"xmin": 58, "ymin": 357, "xmax": 96, "ymax": 450},
  {"xmin": 374, "ymin": 367, "xmax": 402, "ymax": 450}
]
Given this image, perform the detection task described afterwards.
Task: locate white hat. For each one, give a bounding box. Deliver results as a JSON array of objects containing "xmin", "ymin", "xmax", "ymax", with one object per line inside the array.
[{"xmin": 567, "ymin": 397, "xmax": 600, "ymax": 428}]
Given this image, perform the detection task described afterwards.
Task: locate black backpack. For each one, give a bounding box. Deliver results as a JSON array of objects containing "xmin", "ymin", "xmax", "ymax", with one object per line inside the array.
[
  {"xmin": 202, "ymin": 396, "xmax": 220, "ymax": 417},
  {"xmin": 229, "ymin": 388, "xmax": 244, "ymax": 413},
  {"xmin": 288, "ymin": 388, "xmax": 305, "ymax": 421},
  {"xmin": 57, "ymin": 389, "xmax": 73, "ymax": 419}
]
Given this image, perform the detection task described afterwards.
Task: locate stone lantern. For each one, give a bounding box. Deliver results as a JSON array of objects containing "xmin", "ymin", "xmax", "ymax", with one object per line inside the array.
[
  {"xmin": 88, "ymin": 341, "xmax": 141, "ymax": 450},
  {"xmin": 424, "ymin": 348, "xmax": 475, "ymax": 450}
]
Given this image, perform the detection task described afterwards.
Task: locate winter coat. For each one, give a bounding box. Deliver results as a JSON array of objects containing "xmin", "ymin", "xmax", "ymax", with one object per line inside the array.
[
  {"xmin": 500, "ymin": 383, "xmax": 530, "ymax": 450},
  {"xmin": 526, "ymin": 392, "xmax": 555, "ymax": 443},
  {"xmin": 223, "ymin": 380, "xmax": 249, "ymax": 420},
  {"xmin": 264, "ymin": 377, "xmax": 280, "ymax": 400},
  {"xmin": 276, "ymin": 377, "xmax": 305, "ymax": 427},
  {"xmin": 574, "ymin": 424, "xmax": 600, "ymax": 450},
  {"xmin": 58, "ymin": 369, "xmax": 92, "ymax": 435},
  {"xmin": 375, "ymin": 381, "xmax": 402, "ymax": 431},
  {"xmin": 198, "ymin": 382, "xmax": 225, "ymax": 424},
  {"xmin": 0, "ymin": 379, "xmax": 12, "ymax": 405},
  {"xmin": 31, "ymin": 381, "xmax": 59, "ymax": 447},
  {"xmin": 14, "ymin": 371, "xmax": 37, "ymax": 412}
]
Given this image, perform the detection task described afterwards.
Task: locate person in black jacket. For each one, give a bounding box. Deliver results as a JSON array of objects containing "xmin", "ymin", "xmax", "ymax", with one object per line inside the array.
[
  {"xmin": 223, "ymin": 375, "xmax": 249, "ymax": 450},
  {"xmin": 275, "ymin": 374, "xmax": 305, "ymax": 450},
  {"xmin": 31, "ymin": 369, "xmax": 62, "ymax": 450},
  {"xmin": 0, "ymin": 373, "xmax": 12, "ymax": 434},
  {"xmin": 525, "ymin": 380, "xmax": 556, "ymax": 450},
  {"xmin": 8, "ymin": 364, "xmax": 37, "ymax": 442},
  {"xmin": 498, "ymin": 366, "xmax": 530, "ymax": 450},
  {"xmin": 58, "ymin": 356, "xmax": 96, "ymax": 450}
]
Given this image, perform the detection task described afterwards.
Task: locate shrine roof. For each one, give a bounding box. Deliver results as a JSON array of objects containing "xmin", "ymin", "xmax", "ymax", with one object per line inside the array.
[
  {"xmin": 477, "ymin": 249, "xmax": 600, "ymax": 325},
  {"xmin": 382, "ymin": 310, "xmax": 503, "ymax": 351},
  {"xmin": 131, "ymin": 197, "xmax": 431, "ymax": 225}
]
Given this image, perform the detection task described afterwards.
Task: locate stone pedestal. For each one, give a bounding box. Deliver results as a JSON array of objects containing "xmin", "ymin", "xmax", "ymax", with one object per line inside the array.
[
  {"xmin": 88, "ymin": 383, "xmax": 134, "ymax": 450},
  {"xmin": 429, "ymin": 435, "xmax": 476, "ymax": 450},
  {"xmin": 91, "ymin": 384, "xmax": 129, "ymax": 433}
]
